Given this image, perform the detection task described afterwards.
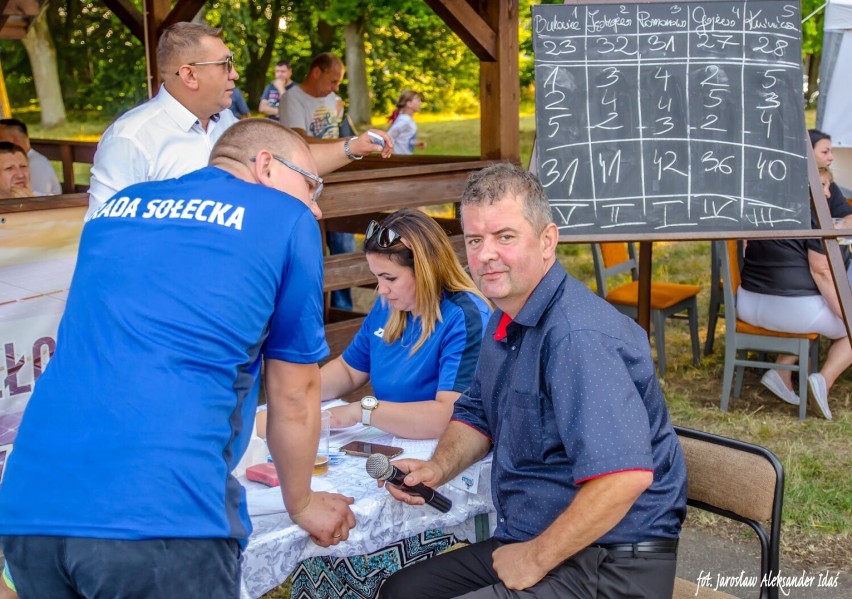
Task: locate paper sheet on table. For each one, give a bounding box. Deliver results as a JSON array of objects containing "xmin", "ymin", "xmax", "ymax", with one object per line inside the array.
[
  {"xmin": 245, "ymin": 477, "xmax": 336, "ymax": 516},
  {"xmin": 391, "ymin": 437, "xmax": 483, "ymax": 494},
  {"xmin": 323, "ymin": 399, "xmax": 396, "ymax": 449}
]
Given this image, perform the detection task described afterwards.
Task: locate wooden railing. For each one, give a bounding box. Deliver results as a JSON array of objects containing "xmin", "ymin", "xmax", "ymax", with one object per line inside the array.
[
  {"xmin": 30, "ymin": 139, "xmax": 98, "ymax": 194},
  {"xmin": 4, "ymin": 148, "xmax": 487, "ymax": 374}
]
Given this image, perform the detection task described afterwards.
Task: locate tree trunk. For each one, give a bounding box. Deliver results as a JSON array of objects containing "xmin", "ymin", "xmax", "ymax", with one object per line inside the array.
[
  {"xmin": 22, "ymin": 9, "xmax": 66, "ymax": 128},
  {"xmin": 807, "ymin": 53, "xmax": 821, "ymax": 107},
  {"xmin": 344, "ymin": 19, "xmax": 371, "ymax": 129}
]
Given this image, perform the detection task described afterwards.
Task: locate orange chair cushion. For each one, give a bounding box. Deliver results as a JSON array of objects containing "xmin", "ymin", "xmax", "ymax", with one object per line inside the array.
[
  {"xmin": 736, "ymin": 319, "xmax": 819, "ymax": 339},
  {"xmin": 606, "ymin": 281, "xmax": 701, "ymax": 310}
]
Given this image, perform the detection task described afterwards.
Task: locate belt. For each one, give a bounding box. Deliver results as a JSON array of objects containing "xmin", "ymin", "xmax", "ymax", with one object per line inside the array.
[{"xmin": 593, "ymin": 539, "xmax": 679, "ymax": 556}]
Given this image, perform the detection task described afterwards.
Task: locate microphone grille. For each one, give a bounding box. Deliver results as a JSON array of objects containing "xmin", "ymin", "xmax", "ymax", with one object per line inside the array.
[{"xmin": 365, "ymin": 453, "xmax": 391, "ymax": 480}]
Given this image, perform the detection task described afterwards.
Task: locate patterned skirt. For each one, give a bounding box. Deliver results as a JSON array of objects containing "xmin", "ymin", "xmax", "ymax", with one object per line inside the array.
[{"xmin": 289, "ymin": 530, "xmax": 458, "ymax": 599}]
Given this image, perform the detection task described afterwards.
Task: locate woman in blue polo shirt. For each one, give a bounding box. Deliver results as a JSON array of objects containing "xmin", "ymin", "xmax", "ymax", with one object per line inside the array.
[
  {"xmin": 289, "ymin": 209, "xmax": 491, "ymax": 599},
  {"xmin": 322, "ymin": 208, "xmax": 491, "ymax": 439}
]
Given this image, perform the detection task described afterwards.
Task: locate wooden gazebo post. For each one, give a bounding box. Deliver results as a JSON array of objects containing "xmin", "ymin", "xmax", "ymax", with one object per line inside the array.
[{"xmin": 427, "ymin": 0, "xmax": 520, "ymax": 161}]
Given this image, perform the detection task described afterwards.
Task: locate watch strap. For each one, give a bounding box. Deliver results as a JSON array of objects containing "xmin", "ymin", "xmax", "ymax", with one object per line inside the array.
[{"xmin": 344, "ymin": 137, "xmax": 363, "ymax": 161}]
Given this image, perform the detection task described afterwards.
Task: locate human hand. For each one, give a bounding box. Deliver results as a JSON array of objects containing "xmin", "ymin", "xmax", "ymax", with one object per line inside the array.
[
  {"xmin": 417, "ymin": 141, "xmax": 427, "ymax": 150},
  {"xmin": 328, "ymin": 403, "xmax": 360, "ymax": 429},
  {"xmin": 350, "ymin": 129, "xmax": 393, "ymax": 158},
  {"xmin": 378, "ymin": 458, "xmax": 445, "ymax": 506},
  {"xmin": 9, "ymin": 185, "xmax": 34, "ymax": 198},
  {"xmin": 492, "ymin": 540, "xmax": 550, "ymax": 590},
  {"xmin": 289, "ymin": 491, "xmax": 356, "ymax": 547}
]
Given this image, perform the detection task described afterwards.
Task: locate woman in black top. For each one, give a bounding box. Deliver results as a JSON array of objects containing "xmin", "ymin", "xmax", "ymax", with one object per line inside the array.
[{"xmin": 737, "ymin": 162, "xmax": 852, "ymax": 420}]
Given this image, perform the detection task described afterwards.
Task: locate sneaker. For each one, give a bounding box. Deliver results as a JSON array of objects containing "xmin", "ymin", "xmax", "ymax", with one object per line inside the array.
[
  {"xmin": 808, "ymin": 373, "xmax": 832, "ymax": 420},
  {"xmin": 760, "ymin": 370, "xmax": 800, "ymax": 406}
]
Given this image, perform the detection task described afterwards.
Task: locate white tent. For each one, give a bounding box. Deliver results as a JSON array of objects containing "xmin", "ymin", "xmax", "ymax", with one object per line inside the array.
[{"xmin": 817, "ymin": 0, "xmax": 852, "ymax": 191}]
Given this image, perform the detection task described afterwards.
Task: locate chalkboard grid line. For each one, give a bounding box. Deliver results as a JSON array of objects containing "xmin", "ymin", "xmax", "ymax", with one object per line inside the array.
[
  {"xmin": 535, "ymin": 57, "xmax": 801, "ymax": 69},
  {"xmin": 543, "ymin": 138, "xmax": 804, "ymax": 161},
  {"xmin": 635, "ymin": 12, "xmax": 649, "ymax": 220},
  {"xmin": 686, "ymin": 7, "xmax": 692, "ymax": 224},
  {"xmin": 583, "ymin": 19, "xmax": 597, "ymax": 216},
  {"xmin": 533, "ymin": 29, "xmax": 800, "ymax": 42}
]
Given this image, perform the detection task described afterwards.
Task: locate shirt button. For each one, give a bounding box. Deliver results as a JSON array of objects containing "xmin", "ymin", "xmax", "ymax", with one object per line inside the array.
[
  {"xmin": 511, "ymin": 346, "xmax": 515, "ymax": 350},
  {"xmin": 499, "ymin": 518, "xmax": 505, "ymax": 523}
]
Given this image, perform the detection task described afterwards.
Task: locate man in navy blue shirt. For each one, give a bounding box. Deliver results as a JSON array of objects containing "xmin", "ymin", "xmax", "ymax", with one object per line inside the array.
[
  {"xmin": 0, "ymin": 119, "xmax": 356, "ymax": 599},
  {"xmin": 380, "ymin": 163, "xmax": 687, "ymax": 599}
]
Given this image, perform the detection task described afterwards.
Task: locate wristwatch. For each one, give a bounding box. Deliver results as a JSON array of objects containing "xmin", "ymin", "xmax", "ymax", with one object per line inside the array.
[
  {"xmin": 361, "ymin": 395, "xmax": 379, "ymax": 425},
  {"xmin": 343, "ymin": 136, "xmax": 363, "ymax": 160}
]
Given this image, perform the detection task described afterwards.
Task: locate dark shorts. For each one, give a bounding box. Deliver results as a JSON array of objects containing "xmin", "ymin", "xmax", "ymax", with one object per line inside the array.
[{"xmin": 1, "ymin": 535, "xmax": 240, "ymax": 599}]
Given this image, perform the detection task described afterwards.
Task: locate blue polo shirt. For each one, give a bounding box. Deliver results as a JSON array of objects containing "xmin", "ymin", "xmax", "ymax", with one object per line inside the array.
[
  {"xmin": 453, "ymin": 262, "xmax": 687, "ymax": 544},
  {"xmin": 0, "ymin": 167, "xmax": 328, "ymax": 545},
  {"xmin": 343, "ymin": 291, "xmax": 491, "ymax": 402}
]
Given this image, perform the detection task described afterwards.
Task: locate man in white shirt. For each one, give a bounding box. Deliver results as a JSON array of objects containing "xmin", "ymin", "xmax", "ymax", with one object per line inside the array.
[
  {"xmin": 0, "ymin": 119, "xmax": 62, "ymax": 196},
  {"xmin": 87, "ymin": 23, "xmax": 390, "ymax": 221}
]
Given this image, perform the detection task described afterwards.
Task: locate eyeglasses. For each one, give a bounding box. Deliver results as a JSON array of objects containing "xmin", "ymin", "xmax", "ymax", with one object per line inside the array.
[
  {"xmin": 252, "ymin": 154, "xmax": 323, "ymax": 203},
  {"xmin": 176, "ymin": 53, "xmax": 235, "ymax": 76},
  {"xmin": 365, "ymin": 220, "xmax": 402, "ymax": 248}
]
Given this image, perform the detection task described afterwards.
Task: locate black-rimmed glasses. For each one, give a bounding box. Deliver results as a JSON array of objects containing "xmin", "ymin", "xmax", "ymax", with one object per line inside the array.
[
  {"xmin": 176, "ymin": 53, "xmax": 235, "ymax": 76},
  {"xmin": 365, "ymin": 220, "xmax": 402, "ymax": 248},
  {"xmin": 252, "ymin": 155, "xmax": 324, "ymax": 203}
]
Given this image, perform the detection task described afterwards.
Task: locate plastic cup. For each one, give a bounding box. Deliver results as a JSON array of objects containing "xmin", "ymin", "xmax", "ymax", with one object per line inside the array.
[{"xmin": 314, "ymin": 410, "xmax": 330, "ymax": 475}]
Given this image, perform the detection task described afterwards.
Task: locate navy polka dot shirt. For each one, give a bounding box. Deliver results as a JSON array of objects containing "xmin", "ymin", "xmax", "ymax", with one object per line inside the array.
[{"xmin": 453, "ymin": 262, "xmax": 687, "ymax": 544}]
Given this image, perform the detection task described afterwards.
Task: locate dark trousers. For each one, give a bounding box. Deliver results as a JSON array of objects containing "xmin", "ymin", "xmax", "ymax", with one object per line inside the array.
[
  {"xmin": 1, "ymin": 535, "xmax": 240, "ymax": 599},
  {"xmin": 379, "ymin": 538, "xmax": 677, "ymax": 599}
]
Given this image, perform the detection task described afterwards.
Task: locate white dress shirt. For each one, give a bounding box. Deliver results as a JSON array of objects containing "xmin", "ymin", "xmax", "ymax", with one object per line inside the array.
[
  {"xmin": 87, "ymin": 85, "xmax": 236, "ymax": 220},
  {"xmin": 27, "ymin": 149, "xmax": 62, "ymax": 195}
]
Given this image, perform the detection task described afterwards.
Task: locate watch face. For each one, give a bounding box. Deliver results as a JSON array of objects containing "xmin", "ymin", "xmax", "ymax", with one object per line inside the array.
[{"xmin": 362, "ymin": 396, "xmax": 378, "ymax": 410}]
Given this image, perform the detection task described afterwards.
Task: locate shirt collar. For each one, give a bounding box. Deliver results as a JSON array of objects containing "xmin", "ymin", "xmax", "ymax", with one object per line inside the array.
[
  {"xmin": 511, "ymin": 261, "xmax": 568, "ymax": 328},
  {"xmin": 157, "ymin": 84, "xmax": 219, "ymax": 132}
]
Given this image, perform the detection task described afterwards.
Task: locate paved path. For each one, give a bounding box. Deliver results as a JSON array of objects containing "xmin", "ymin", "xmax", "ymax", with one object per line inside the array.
[{"xmin": 677, "ymin": 529, "xmax": 851, "ymax": 599}]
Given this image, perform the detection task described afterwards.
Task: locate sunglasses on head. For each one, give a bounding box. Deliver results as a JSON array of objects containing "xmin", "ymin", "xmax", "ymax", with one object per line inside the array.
[{"xmin": 365, "ymin": 220, "xmax": 401, "ymax": 248}]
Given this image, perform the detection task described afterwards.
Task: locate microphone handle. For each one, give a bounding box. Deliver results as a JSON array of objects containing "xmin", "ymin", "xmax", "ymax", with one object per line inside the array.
[{"xmin": 386, "ymin": 466, "xmax": 453, "ymax": 513}]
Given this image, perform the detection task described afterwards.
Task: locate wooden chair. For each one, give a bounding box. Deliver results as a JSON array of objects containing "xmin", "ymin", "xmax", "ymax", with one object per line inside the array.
[
  {"xmin": 672, "ymin": 426, "xmax": 784, "ymax": 599},
  {"xmin": 591, "ymin": 242, "xmax": 701, "ymax": 377},
  {"xmin": 717, "ymin": 240, "xmax": 818, "ymax": 419}
]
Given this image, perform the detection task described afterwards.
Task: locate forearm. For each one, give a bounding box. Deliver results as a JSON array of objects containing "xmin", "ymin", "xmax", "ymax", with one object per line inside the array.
[
  {"xmin": 361, "ymin": 396, "xmax": 456, "ymax": 440},
  {"xmin": 265, "ymin": 362, "xmax": 322, "ymax": 514},
  {"xmin": 429, "ymin": 420, "xmax": 491, "ymax": 485},
  {"xmin": 320, "ymin": 357, "xmax": 366, "ymax": 400},
  {"xmin": 810, "ymin": 250, "xmax": 843, "ymax": 318},
  {"xmin": 258, "ymin": 101, "xmax": 277, "ymax": 116},
  {"xmin": 527, "ymin": 471, "xmax": 652, "ymax": 572},
  {"xmin": 813, "ymin": 269, "xmax": 843, "ymax": 318}
]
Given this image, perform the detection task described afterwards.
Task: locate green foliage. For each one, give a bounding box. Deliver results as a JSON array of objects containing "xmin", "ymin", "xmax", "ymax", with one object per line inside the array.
[{"xmin": 0, "ymin": 1, "xmax": 148, "ymax": 113}]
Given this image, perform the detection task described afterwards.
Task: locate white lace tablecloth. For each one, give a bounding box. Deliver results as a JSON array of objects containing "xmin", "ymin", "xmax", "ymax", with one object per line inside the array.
[{"xmin": 238, "ymin": 430, "xmax": 494, "ymax": 599}]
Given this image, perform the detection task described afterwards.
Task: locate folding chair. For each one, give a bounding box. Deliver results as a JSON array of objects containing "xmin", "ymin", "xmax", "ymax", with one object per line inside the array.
[
  {"xmin": 591, "ymin": 242, "xmax": 701, "ymax": 377},
  {"xmin": 717, "ymin": 240, "xmax": 818, "ymax": 419},
  {"xmin": 672, "ymin": 426, "xmax": 784, "ymax": 599}
]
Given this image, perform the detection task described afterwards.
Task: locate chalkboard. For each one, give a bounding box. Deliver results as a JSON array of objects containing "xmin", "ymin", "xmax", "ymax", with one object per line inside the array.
[{"xmin": 532, "ymin": 1, "xmax": 810, "ymax": 234}]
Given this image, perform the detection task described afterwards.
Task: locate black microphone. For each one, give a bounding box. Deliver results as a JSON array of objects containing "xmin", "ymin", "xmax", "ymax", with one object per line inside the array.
[{"xmin": 365, "ymin": 453, "xmax": 452, "ymax": 513}]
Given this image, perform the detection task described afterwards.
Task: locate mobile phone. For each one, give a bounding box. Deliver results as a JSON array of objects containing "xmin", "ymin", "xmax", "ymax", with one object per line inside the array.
[{"xmin": 339, "ymin": 440, "xmax": 403, "ymax": 459}]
